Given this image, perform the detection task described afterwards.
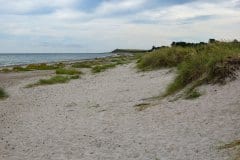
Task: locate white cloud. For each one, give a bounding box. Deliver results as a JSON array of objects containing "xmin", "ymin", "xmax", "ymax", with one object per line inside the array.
[
  {"xmin": 0, "ymin": 0, "xmax": 239, "ymax": 52},
  {"xmin": 0, "ymin": 0, "xmax": 78, "ymax": 14},
  {"xmin": 95, "ymin": 0, "xmax": 147, "ymax": 15}
]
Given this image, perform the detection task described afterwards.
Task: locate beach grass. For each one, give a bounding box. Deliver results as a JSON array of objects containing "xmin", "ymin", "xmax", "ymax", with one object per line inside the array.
[
  {"xmin": 26, "ymin": 75, "xmax": 79, "ymax": 87},
  {"xmin": 26, "ymin": 63, "xmax": 59, "ymax": 70},
  {"xmin": 0, "ymin": 63, "xmax": 65, "ymax": 73},
  {"xmin": 91, "ymin": 63, "xmax": 117, "ymax": 73},
  {"xmin": 56, "ymin": 68, "xmax": 82, "ymax": 75},
  {"xmin": 137, "ymin": 41, "xmax": 240, "ymax": 97},
  {"xmin": 0, "ymin": 88, "xmax": 8, "ymax": 99}
]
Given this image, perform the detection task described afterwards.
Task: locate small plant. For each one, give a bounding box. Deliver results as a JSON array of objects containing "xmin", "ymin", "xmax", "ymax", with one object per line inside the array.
[
  {"xmin": 56, "ymin": 68, "xmax": 81, "ymax": 75},
  {"xmin": 26, "ymin": 75, "xmax": 71, "ymax": 87},
  {"xmin": 0, "ymin": 88, "xmax": 8, "ymax": 99}
]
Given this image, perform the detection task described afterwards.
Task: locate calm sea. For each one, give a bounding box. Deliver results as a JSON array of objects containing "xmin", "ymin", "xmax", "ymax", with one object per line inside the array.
[{"xmin": 0, "ymin": 53, "xmax": 110, "ymax": 67}]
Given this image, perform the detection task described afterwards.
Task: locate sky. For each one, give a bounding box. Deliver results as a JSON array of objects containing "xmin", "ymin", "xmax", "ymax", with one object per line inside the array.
[{"xmin": 0, "ymin": 0, "xmax": 239, "ymax": 53}]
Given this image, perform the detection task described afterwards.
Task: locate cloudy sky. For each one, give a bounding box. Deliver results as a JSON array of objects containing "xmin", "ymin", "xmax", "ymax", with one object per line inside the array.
[{"xmin": 0, "ymin": 0, "xmax": 239, "ymax": 53}]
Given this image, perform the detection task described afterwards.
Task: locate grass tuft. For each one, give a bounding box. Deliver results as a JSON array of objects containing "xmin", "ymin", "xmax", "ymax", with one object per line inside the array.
[
  {"xmin": 26, "ymin": 75, "xmax": 72, "ymax": 87},
  {"xmin": 0, "ymin": 88, "xmax": 8, "ymax": 99}
]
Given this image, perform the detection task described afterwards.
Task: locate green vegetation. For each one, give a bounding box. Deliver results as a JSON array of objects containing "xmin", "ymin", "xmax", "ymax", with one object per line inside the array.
[
  {"xmin": 1, "ymin": 63, "xmax": 65, "ymax": 73},
  {"xmin": 185, "ymin": 89, "xmax": 201, "ymax": 99},
  {"xmin": 0, "ymin": 88, "xmax": 8, "ymax": 99},
  {"xmin": 71, "ymin": 61, "xmax": 93, "ymax": 68},
  {"xmin": 92, "ymin": 63, "xmax": 117, "ymax": 73},
  {"xmin": 1, "ymin": 68, "xmax": 11, "ymax": 73},
  {"xmin": 13, "ymin": 66, "xmax": 31, "ymax": 71},
  {"xmin": 26, "ymin": 75, "xmax": 77, "ymax": 87},
  {"xmin": 56, "ymin": 68, "xmax": 81, "ymax": 75},
  {"xmin": 137, "ymin": 41, "xmax": 240, "ymax": 97},
  {"xmin": 137, "ymin": 47, "xmax": 194, "ymax": 70},
  {"xmin": 26, "ymin": 63, "xmax": 59, "ymax": 70}
]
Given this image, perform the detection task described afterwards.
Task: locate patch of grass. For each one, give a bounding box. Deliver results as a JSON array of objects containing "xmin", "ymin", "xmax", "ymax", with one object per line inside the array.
[
  {"xmin": 56, "ymin": 68, "xmax": 81, "ymax": 75},
  {"xmin": 137, "ymin": 47, "xmax": 195, "ymax": 70},
  {"xmin": 12, "ymin": 66, "xmax": 31, "ymax": 72},
  {"xmin": 0, "ymin": 88, "xmax": 8, "ymax": 99},
  {"xmin": 0, "ymin": 68, "xmax": 11, "ymax": 73},
  {"xmin": 71, "ymin": 61, "xmax": 94, "ymax": 68},
  {"xmin": 185, "ymin": 89, "xmax": 202, "ymax": 99},
  {"xmin": 91, "ymin": 63, "xmax": 117, "ymax": 73},
  {"xmin": 38, "ymin": 75, "xmax": 70, "ymax": 85},
  {"xmin": 138, "ymin": 41, "xmax": 240, "ymax": 97},
  {"xmin": 26, "ymin": 75, "xmax": 71, "ymax": 87},
  {"xmin": 26, "ymin": 63, "xmax": 59, "ymax": 70}
]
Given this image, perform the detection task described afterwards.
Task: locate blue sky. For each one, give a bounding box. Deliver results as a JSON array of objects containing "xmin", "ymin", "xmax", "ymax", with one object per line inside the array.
[{"xmin": 0, "ymin": 0, "xmax": 239, "ymax": 53}]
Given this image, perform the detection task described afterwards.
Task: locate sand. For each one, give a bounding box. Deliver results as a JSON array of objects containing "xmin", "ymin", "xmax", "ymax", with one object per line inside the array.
[{"xmin": 0, "ymin": 63, "xmax": 239, "ymax": 160}]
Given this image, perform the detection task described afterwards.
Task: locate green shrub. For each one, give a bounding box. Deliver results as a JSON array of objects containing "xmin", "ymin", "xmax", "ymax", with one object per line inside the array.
[
  {"xmin": 0, "ymin": 88, "xmax": 8, "ymax": 99},
  {"xmin": 56, "ymin": 68, "xmax": 81, "ymax": 75}
]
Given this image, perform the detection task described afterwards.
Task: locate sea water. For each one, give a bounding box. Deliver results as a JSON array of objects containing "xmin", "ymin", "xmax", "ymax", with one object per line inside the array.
[{"xmin": 0, "ymin": 53, "xmax": 110, "ymax": 67}]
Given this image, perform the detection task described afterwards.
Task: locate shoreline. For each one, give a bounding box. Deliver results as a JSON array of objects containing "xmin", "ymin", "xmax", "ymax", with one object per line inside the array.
[{"xmin": 0, "ymin": 53, "xmax": 117, "ymax": 68}]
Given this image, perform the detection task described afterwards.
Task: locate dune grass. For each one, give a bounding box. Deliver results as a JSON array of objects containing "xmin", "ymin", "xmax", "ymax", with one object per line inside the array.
[
  {"xmin": 56, "ymin": 68, "xmax": 81, "ymax": 75},
  {"xmin": 91, "ymin": 63, "xmax": 117, "ymax": 73},
  {"xmin": 26, "ymin": 75, "xmax": 79, "ymax": 88},
  {"xmin": 0, "ymin": 88, "xmax": 8, "ymax": 99},
  {"xmin": 1, "ymin": 63, "xmax": 65, "ymax": 73},
  {"xmin": 137, "ymin": 41, "xmax": 240, "ymax": 97}
]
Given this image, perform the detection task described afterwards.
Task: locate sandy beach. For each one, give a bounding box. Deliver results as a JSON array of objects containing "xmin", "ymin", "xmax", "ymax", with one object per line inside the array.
[{"xmin": 0, "ymin": 63, "xmax": 240, "ymax": 160}]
